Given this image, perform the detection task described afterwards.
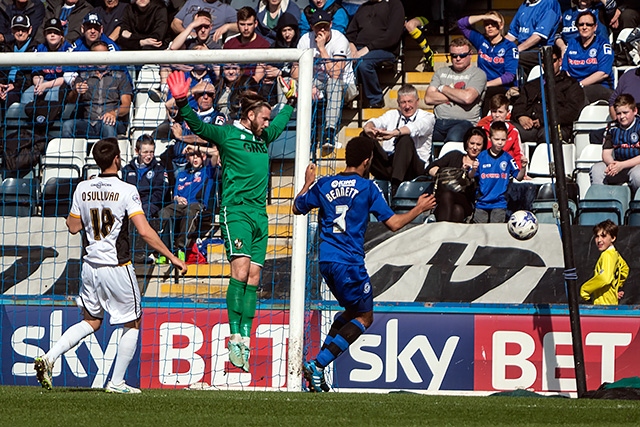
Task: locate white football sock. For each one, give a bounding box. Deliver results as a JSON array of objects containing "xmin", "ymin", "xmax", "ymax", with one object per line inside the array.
[
  {"xmin": 111, "ymin": 327, "xmax": 139, "ymax": 385},
  {"xmin": 45, "ymin": 320, "xmax": 94, "ymax": 363}
]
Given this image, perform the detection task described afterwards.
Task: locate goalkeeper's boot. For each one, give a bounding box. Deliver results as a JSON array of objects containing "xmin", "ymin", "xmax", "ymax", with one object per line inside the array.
[
  {"xmin": 228, "ymin": 340, "xmax": 245, "ymax": 369},
  {"xmin": 34, "ymin": 356, "xmax": 54, "ymax": 390},
  {"xmin": 105, "ymin": 381, "xmax": 142, "ymax": 394},
  {"xmin": 241, "ymin": 344, "xmax": 251, "ymax": 372},
  {"xmin": 303, "ymin": 361, "xmax": 330, "ymax": 392}
]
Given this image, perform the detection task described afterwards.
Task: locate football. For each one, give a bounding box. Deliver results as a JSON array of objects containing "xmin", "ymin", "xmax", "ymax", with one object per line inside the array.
[{"xmin": 507, "ymin": 210, "xmax": 539, "ymax": 240}]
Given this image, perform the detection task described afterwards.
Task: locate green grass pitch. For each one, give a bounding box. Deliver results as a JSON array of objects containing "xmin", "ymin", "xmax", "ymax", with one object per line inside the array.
[{"xmin": 2, "ymin": 386, "xmax": 640, "ymax": 426}]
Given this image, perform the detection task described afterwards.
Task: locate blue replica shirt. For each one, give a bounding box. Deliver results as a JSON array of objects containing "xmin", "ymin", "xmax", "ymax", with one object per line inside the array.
[
  {"xmin": 174, "ymin": 163, "xmax": 216, "ymax": 206},
  {"xmin": 68, "ymin": 34, "xmax": 120, "ymax": 52},
  {"xmin": 464, "ymin": 25, "xmax": 519, "ymax": 86},
  {"xmin": 603, "ymin": 116, "xmax": 640, "ymax": 161},
  {"xmin": 558, "ymin": 6, "xmax": 609, "ymax": 44},
  {"xmin": 476, "ymin": 150, "xmax": 520, "ymax": 210},
  {"xmin": 33, "ymin": 41, "xmax": 73, "ymax": 80},
  {"xmin": 508, "ymin": 0, "xmax": 561, "ymax": 47},
  {"xmin": 562, "ymin": 35, "xmax": 613, "ymax": 88},
  {"xmin": 294, "ymin": 173, "xmax": 394, "ymax": 265}
]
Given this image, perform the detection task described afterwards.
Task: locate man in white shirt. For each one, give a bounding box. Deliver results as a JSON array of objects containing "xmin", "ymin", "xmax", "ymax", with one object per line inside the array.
[
  {"xmin": 296, "ymin": 10, "xmax": 356, "ymax": 152},
  {"xmin": 363, "ymin": 84, "xmax": 435, "ymax": 195}
]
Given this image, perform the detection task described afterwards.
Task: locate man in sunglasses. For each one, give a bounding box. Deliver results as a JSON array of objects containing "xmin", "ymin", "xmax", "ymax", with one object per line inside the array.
[{"xmin": 424, "ymin": 37, "xmax": 486, "ymax": 143}]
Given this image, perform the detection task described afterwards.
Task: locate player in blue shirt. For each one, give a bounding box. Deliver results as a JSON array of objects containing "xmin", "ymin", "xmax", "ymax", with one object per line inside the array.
[
  {"xmin": 561, "ymin": 11, "xmax": 614, "ymax": 103},
  {"xmin": 458, "ymin": 12, "xmax": 519, "ymax": 114},
  {"xmin": 293, "ymin": 136, "xmax": 436, "ymax": 392},
  {"xmin": 471, "ymin": 122, "xmax": 527, "ymax": 223}
]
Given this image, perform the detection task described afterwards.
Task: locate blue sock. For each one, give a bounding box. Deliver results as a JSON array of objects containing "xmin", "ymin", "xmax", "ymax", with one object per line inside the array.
[{"xmin": 315, "ymin": 319, "xmax": 366, "ymax": 368}]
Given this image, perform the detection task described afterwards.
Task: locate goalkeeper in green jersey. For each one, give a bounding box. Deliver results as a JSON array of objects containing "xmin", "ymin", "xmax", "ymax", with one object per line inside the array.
[{"xmin": 167, "ymin": 71, "xmax": 295, "ymax": 372}]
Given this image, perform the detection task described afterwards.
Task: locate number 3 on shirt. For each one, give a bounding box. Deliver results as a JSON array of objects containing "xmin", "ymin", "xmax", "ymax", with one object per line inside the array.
[
  {"xmin": 90, "ymin": 208, "xmax": 115, "ymax": 240},
  {"xmin": 333, "ymin": 205, "xmax": 348, "ymax": 233}
]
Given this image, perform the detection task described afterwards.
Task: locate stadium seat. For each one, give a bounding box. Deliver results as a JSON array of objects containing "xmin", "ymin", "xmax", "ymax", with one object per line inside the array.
[
  {"xmin": 0, "ymin": 178, "xmax": 39, "ymax": 216},
  {"xmin": 527, "ymin": 144, "xmax": 576, "ymax": 184},
  {"xmin": 572, "ymin": 100, "xmax": 610, "ymax": 160},
  {"xmin": 527, "ymin": 65, "xmax": 542, "ymax": 82},
  {"xmin": 530, "ymin": 183, "xmax": 578, "ymax": 224},
  {"xmin": 391, "ymin": 178, "xmax": 434, "ymax": 223},
  {"xmin": 373, "ymin": 179, "xmax": 392, "ymax": 204},
  {"xmin": 577, "ymin": 184, "xmax": 631, "ymax": 225},
  {"xmin": 625, "ymin": 189, "xmax": 640, "ymax": 225},
  {"xmin": 268, "ymin": 128, "xmax": 296, "ymax": 160},
  {"xmin": 573, "ymin": 144, "xmax": 603, "ymax": 200},
  {"xmin": 437, "ymin": 141, "xmax": 464, "ymax": 159},
  {"xmin": 134, "ymin": 64, "xmax": 161, "ymax": 91},
  {"xmin": 41, "ymin": 177, "xmax": 80, "ymax": 217}
]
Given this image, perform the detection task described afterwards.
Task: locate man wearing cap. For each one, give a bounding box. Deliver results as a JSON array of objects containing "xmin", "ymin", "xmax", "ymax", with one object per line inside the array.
[
  {"xmin": 0, "ymin": 0, "xmax": 45, "ymax": 44},
  {"xmin": 68, "ymin": 12, "xmax": 120, "ymax": 51},
  {"xmin": 0, "ymin": 14, "xmax": 37, "ymax": 114},
  {"xmin": 21, "ymin": 17, "xmax": 73, "ymax": 106},
  {"xmin": 41, "ymin": 0, "xmax": 93, "ymax": 44},
  {"xmin": 62, "ymin": 41, "xmax": 132, "ymax": 139},
  {"xmin": 346, "ymin": 0, "xmax": 405, "ymax": 109},
  {"xmin": 295, "ymin": 9, "xmax": 356, "ymax": 151}
]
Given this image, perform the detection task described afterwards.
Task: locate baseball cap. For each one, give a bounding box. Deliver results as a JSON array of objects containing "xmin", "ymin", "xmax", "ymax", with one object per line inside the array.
[
  {"xmin": 82, "ymin": 13, "xmax": 103, "ymax": 26},
  {"xmin": 11, "ymin": 15, "xmax": 31, "ymax": 29},
  {"xmin": 43, "ymin": 17, "xmax": 64, "ymax": 34},
  {"xmin": 308, "ymin": 10, "xmax": 331, "ymax": 27}
]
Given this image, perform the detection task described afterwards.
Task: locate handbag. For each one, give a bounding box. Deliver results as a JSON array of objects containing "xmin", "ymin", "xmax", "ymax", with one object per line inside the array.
[{"xmin": 435, "ymin": 166, "xmax": 472, "ymax": 193}]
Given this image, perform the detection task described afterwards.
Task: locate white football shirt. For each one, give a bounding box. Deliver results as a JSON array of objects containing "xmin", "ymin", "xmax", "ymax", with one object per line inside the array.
[{"xmin": 69, "ymin": 175, "xmax": 145, "ymax": 265}]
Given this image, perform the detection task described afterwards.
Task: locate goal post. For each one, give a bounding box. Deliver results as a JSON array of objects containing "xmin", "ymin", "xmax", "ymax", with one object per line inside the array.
[{"xmin": 0, "ymin": 48, "xmax": 315, "ymax": 391}]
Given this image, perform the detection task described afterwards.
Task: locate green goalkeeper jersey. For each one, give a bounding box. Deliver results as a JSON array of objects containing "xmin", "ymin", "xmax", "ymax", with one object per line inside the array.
[{"xmin": 178, "ymin": 103, "xmax": 294, "ymax": 209}]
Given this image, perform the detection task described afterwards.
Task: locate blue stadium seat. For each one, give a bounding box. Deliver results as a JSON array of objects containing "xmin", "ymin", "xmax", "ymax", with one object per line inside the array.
[
  {"xmin": 268, "ymin": 128, "xmax": 296, "ymax": 160},
  {"xmin": 625, "ymin": 190, "xmax": 640, "ymax": 226},
  {"xmin": 577, "ymin": 184, "xmax": 631, "ymax": 225},
  {"xmin": 530, "ymin": 183, "xmax": 578, "ymax": 224},
  {"xmin": 373, "ymin": 179, "xmax": 391, "ymax": 204},
  {"xmin": 391, "ymin": 178, "xmax": 434, "ymax": 223},
  {"xmin": 0, "ymin": 178, "xmax": 39, "ymax": 216},
  {"xmin": 42, "ymin": 177, "xmax": 80, "ymax": 217}
]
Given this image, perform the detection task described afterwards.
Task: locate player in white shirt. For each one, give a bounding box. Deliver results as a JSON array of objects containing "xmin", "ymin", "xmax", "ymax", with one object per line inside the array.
[{"xmin": 34, "ymin": 138, "xmax": 186, "ymax": 394}]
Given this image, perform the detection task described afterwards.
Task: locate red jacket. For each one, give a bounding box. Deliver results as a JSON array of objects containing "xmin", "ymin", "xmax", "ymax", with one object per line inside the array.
[{"xmin": 480, "ymin": 118, "xmax": 524, "ymax": 168}]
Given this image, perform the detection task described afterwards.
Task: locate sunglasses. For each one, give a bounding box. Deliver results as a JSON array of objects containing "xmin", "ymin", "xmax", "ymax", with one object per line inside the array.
[
  {"xmin": 195, "ymin": 91, "xmax": 215, "ymax": 97},
  {"xmin": 450, "ymin": 52, "xmax": 471, "ymax": 59},
  {"xmin": 577, "ymin": 22, "xmax": 595, "ymax": 27}
]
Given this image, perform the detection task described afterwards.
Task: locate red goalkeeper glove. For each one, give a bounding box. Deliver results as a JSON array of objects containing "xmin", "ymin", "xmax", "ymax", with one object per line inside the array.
[
  {"xmin": 167, "ymin": 71, "xmax": 191, "ymax": 100},
  {"xmin": 278, "ymin": 76, "xmax": 297, "ymax": 106}
]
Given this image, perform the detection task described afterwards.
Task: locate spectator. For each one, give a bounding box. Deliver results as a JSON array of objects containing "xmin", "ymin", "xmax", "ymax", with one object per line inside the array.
[
  {"xmin": 458, "ymin": 11, "xmax": 519, "ymax": 115},
  {"xmin": 167, "ymin": 80, "xmax": 225, "ymax": 177},
  {"xmin": 346, "ymin": 0, "xmax": 404, "ymax": 109},
  {"xmin": 214, "ymin": 64, "xmax": 259, "ymax": 120},
  {"xmin": 511, "ymin": 45, "xmax": 584, "ymax": 144},
  {"xmin": 296, "ymin": 10, "xmax": 357, "ymax": 151},
  {"xmin": 611, "ymin": 1, "xmax": 640, "ymax": 40},
  {"xmin": 115, "ymin": 0, "xmax": 168, "ymax": 50},
  {"xmin": 223, "ymin": 7, "xmax": 270, "ymax": 83},
  {"xmin": 562, "ymin": 11, "xmax": 614, "ymax": 103},
  {"xmin": 0, "ymin": 15, "xmax": 37, "ymax": 114},
  {"xmin": 21, "ymin": 18, "xmax": 72, "ymax": 106},
  {"xmin": 478, "ymin": 93, "xmax": 525, "ymax": 168},
  {"xmin": 0, "ymin": 0, "xmax": 45, "ymax": 45},
  {"xmin": 608, "ymin": 66, "xmax": 640, "ymax": 118},
  {"xmin": 62, "ymin": 41, "xmax": 132, "ymax": 138},
  {"xmin": 157, "ymin": 147, "xmax": 217, "ymax": 262},
  {"xmin": 299, "ymin": 0, "xmax": 348, "ymax": 36},
  {"xmin": 68, "ymin": 12, "xmax": 120, "ymax": 51},
  {"xmin": 427, "ymin": 126, "xmax": 486, "ymax": 223},
  {"xmin": 470, "ymin": 121, "xmax": 527, "ymax": 223},
  {"xmin": 170, "ymin": 10, "xmax": 219, "ymax": 51},
  {"xmin": 274, "ymin": 11, "xmax": 299, "ymax": 48},
  {"xmin": 171, "ymin": 0, "xmax": 236, "ymax": 46},
  {"xmin": 424, "ymin": 37, "xmax": 487, "ymax": 143},
  {"xmin": 506, "ymin": 0, "xmax": 561, "ymax": 78},
  {"xmin": 590, "ymin": 94, "xmax": 640, "ymax": 194},
  {"xmin": 405, "ymin": 16, "xmax": 435, "ymax": 72},
  {"xmin": 362, "ymin": 84, "xmax": 435, "ymax": 196},
  {"xmin": 91, "ymin": 0, "xmax": 128, "ymax": 41},
  {"xmin": 42, "ymin": 0, "xmax": 94, "ymax": 44},
  {"xmin": 256, "ymin": 0, "xmax": 301, "ymax": 45},
  {"xmin": 122, "ymin": 134, "xmax": 169, "ymax": 264},
  {"xmin": 555, "ymin": 0, "xmax": 614, "ymax": 52}
]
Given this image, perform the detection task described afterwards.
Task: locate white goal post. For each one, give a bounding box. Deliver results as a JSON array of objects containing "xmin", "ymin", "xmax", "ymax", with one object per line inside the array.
[{"xmin": 0, "ymin": 48, "xmax": 315, "ymax": 392}]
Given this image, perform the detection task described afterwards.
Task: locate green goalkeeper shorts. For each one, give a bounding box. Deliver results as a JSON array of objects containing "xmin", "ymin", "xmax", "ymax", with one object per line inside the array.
[{"xmin": 220, "ymin": 205, "xmax": 269, "ymax": 266}]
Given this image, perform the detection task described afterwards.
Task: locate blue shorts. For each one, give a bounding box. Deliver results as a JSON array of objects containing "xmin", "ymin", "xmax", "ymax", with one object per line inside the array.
[{"xmin": 319, "ymin": 262, "xmax": 373, "ymax": 314}]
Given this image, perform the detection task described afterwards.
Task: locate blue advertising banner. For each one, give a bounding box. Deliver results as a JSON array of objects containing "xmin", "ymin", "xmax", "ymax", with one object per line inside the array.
[{"xmin": 333, "ymin": 313, "xmax": 475, "ymax": 390}]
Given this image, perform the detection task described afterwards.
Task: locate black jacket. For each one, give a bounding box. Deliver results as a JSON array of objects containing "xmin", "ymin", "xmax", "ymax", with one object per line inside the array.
[
  {"xmin": 122, "ymin": 157, "xmax": 168, "ymax": 217},
  {"xmin": 41, "ymin": 0, "xmax": 94, "ymax": 44},
  {"xmin": 345, "ymin": 0, "xmax": 404, "ymax": 56}
]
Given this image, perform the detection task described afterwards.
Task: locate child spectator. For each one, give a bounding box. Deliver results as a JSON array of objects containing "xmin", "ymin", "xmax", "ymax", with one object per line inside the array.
[
  {"xmin": 478, "ymin": 94, "xmax": 525, "ymax": 168},
  {"xmin": 580, "ymin": 219, "xmax": 628, "ymax": 305},
  {"xmin": 590, "ymin": 94, "xmax": 640, "ymax": 194},
  {"xmin": 470, "ymin": 121, "xmax": 527, "ymax": 223}
]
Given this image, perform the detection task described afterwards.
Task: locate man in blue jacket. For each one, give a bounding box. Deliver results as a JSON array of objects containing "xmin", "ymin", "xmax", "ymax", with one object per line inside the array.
[
  {"xmin": 122, "ymin": 134, "xmax": 169, "ymax": 264},
  {"xmin": 299, "ymin": 0, "xmax": 348, "ymax": 36}
]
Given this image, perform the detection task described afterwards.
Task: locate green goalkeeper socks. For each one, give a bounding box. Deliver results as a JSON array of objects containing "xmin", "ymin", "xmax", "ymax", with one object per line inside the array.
[
  {"xmin": 240, "ymin": 285, "xmax": 258, "ymax": 337},
  {"xmin": 226, "ymin": 278, "xmax": 245, "ymax": 336}
]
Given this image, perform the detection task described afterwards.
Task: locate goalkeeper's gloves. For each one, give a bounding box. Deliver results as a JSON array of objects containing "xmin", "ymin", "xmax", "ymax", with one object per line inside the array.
[
  {"xmin": 167, "ymin": 71, "xmax": 192, "ymax": 101},
  {"xmin": 278, "ymin": 76, "xmax": 297, "ymax": 106}
]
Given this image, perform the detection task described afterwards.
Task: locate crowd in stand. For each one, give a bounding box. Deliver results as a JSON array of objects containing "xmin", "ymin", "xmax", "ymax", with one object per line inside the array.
[{"xmin": 2, "ymin": 0, "xmax": 640, "ymax": 261}]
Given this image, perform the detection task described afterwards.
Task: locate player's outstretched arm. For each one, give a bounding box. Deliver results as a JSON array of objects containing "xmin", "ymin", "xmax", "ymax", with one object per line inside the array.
[
  {"xmin": 130, "ymin": 213, "xmax": 187, "ymax": 273},
  {"xmin": 384, "ymin": 193, "xmax": 436, "ymax": 232},
  {"xmin": 293, "ymin": 163, "xmax": 316, "ymax": 215}
]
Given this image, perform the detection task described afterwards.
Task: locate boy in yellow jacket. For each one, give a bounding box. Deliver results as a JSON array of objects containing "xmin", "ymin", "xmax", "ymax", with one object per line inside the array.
[{"xmin": 580, "ymin": 220, "xmax": 629, "ymax": 305}]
